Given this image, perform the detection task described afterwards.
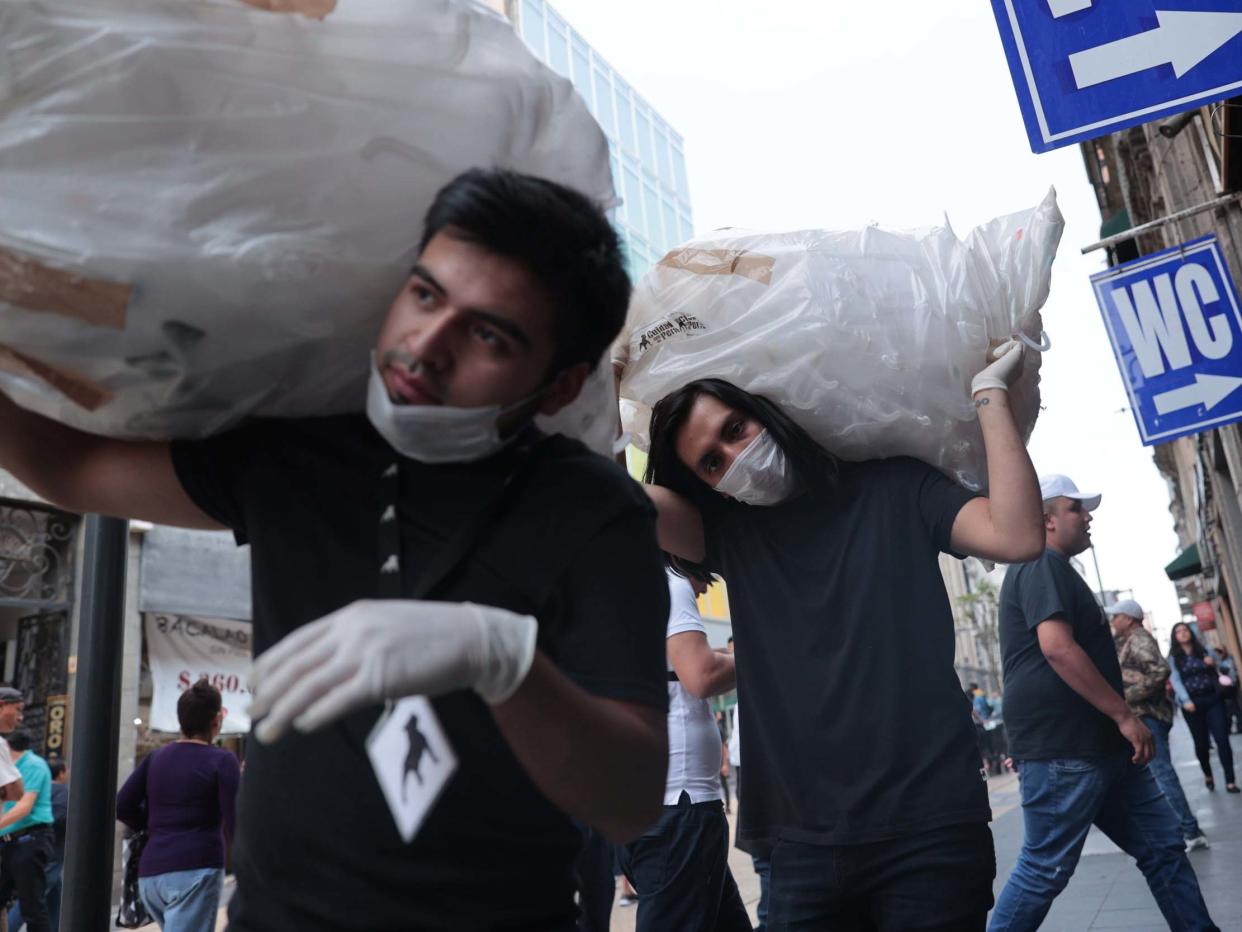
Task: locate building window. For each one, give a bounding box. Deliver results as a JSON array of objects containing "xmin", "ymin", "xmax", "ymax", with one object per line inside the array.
[
  {"xmin": 624, "ymin": 166, "xmax": 644, "ymax": 231},
  {"xmin": 593, "ymin": 67, "xmax": 615, "ymax": 137},
  {"xmin": 636, "ymin": 108, "xmax": 656, "ymax": 169},
  {"xmin": 662, "ymin": 199, "xmax": 680, "ymax": 250},
  {"xmin": 655, "ymin": 126, "xmax": 674, "ymax": 188},
  {"xmin": 672, "ymin": 143, "xmax": 689, "ymax": 198},
  {"xmin": 520, "ymin": 0, "xmax": 546, "ymax": 58},
  {"xmin": 615, "ymin": 83, "xmax": 638, "ymax": 156},
  {"xmin": 572, "ymin": 43, "xmax": 592, "ymax": 106},
  {"xmin": 546, "ymin": 19, "xmax": 570, "ymax": 78},
  {"xmin": 643, "ymin": 181, "xmax": 663, "ymax": 244}
]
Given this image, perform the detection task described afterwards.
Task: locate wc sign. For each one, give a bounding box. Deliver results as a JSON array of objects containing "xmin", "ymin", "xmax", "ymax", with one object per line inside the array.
[{"xmin": 1093, "ymin": 236, "xmax": 1242, "ymax": 445}]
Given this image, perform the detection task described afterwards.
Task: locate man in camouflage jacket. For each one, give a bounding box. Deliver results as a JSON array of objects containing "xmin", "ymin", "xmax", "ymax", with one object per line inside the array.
[{"xmin": 1108, "ymin": 599, "xmax": 1207, "ymax": 849}]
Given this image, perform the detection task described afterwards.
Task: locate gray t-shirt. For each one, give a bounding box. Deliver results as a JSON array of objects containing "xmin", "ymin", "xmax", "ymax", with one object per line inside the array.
[{"xmin": 999, "ymin": 548, "xmax": 1127, "ymax": 760}]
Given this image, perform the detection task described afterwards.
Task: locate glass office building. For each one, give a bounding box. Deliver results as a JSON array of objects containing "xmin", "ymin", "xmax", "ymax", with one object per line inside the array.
[{"xmin": 513, "ymin": 0, "xmax": 694, "ymax": 281}]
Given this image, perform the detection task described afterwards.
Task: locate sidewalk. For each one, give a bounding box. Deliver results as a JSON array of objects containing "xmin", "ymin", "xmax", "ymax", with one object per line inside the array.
[
  {"xmin": 612, "ymin": 721, "xmax": 1242, "ymax": 930},
  {"xmin": 991, "ymin": 721, "xmax": 1242, "ymax": 930}
]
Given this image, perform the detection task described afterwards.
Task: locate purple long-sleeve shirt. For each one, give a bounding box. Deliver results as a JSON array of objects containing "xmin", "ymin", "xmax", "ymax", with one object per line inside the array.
[{"xmin": 116, "ymin": 742, "xmax": 240, "ymax": 877}]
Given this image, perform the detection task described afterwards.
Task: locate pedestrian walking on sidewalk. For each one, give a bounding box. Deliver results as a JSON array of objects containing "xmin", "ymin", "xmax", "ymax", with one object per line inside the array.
[
  {"xmin": 617, "ymin": 569, "xmax": 751, "ymax": 932},
  {"xmin": 631, "ymin": 336, "xmax": 1045, "ymax": 929},
  {"xmin": 1168, "ymin": 623, "xmax": 1239, "ymax": 793},
  {"xmin": 0, "ymin": 731, "xmax": 55, "ymax": 932},
  {"xmin": 116, "ymin": 680, "xmax": 240, "ymax": 932},
  {"xmin": 1107, "ymin": 599, "xmax": 1209, "ymax": 850},
  {"xmin": 990, "ymin": 475, "xmax": 1217, "ymax": 932},
  {"xmin": 1214, "ymin": 645, "xmax": 1242, "ymax": 733}
]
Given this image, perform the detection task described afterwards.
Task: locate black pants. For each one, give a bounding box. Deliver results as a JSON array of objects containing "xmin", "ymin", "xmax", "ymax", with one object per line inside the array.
[
  {"xmin": 1182, "ymin": 693, "xmax": 1236, "ymax": 785},
  {"xmin": 0, "ymin": 826, "xmax": 52, "ymax": 932},
  {"xmin": 574, "ymin": 823, "xmax": 616, "ymax": 932},
  {"xmin": 767, "ymin": 822, "xmax": 995, "ymax": 931},
  {"xmin": 618, "ymin": 793, "xmax": 752, "ymax": 932}
]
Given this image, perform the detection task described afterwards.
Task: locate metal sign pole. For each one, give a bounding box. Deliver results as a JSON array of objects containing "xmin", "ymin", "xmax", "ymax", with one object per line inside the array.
[{"xmin": 61, "ymin": 515, "xmax": 129, "ymax": 931}]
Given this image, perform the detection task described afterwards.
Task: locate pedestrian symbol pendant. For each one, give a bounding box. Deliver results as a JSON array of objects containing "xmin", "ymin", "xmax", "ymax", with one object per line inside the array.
[{"xmin": 366, "ymin": 695, "xmax": 458, "ymax": 843}]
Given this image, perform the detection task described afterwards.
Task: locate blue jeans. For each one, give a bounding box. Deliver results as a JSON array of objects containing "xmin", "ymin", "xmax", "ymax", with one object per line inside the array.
[
  {"xmin": 138, "ymin": 867, "xmax": 223, "ymax": 932},
  {"xmin": 990, "ymin": 752, "xmax": 1216, "ymax": 931},
  {"xmin": 7, "ymin": 857, "xmax": 61, "ymax": 932},
  {"xmin": 1144, "ymin": 716, "xmax": 1203, "ymax": 840}
]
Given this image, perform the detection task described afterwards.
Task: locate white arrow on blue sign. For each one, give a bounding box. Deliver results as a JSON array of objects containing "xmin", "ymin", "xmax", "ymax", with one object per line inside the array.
[
  {"xmin": 1093, "ymin": 236, "xmax": 1242, "ymax": 446},
  {"xmin": 990, "ymin": 1, "xmax": 1242, "ymax": 153}
]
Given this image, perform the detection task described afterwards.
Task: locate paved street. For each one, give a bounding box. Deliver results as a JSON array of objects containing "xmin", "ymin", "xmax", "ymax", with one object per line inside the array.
[{"xmin": 611, "ymin": 721, "xmax": 1242, "ymax": 930}]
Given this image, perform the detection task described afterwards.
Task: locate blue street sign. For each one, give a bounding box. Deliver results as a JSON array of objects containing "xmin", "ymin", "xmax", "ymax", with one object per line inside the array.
[
  {"xmin": 990, "ymin": 1, "xmax": 1242, "ymax": 153},
  {"xmin": 1093, "ymin": 236, "xmax": 1242, "ymax": 446}
]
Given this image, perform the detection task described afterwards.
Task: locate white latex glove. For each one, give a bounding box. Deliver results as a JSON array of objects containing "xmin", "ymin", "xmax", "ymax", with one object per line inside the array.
[
  {"xmin": 248, "ymin": 600, "xmax": 538, "ymax": 743},
  {"xmin": 970, "ymin": 340, "xmax": 1026, "ymax": 397}
]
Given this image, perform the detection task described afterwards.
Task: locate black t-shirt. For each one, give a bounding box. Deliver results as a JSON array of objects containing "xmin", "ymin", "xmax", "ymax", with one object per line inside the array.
[
  {"xmin": 701, "ymin": 457, "xmax": 987, "ymax": 850},
  {"xmin": 998, "ymin": 548, "xmax": 1127, "ymax": 760},
  {"xmin": 171, "ymin": 415, "xmax": 669, "ymax": 932}
]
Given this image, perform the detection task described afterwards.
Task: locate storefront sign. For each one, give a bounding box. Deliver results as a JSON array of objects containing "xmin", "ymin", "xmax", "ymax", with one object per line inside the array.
[
  {"xmin": 44, "ymin": 694, "xmax": 68, "ymax": 757},
  {"xmin": 145, "ymin": 614, "xmax": 252, "ymax": 735}
]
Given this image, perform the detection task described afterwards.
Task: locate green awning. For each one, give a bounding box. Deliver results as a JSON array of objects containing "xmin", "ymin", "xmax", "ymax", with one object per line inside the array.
[
  {"xmin": 1099, "ymin": 209, "xmax": 1132, "ymax": 239},
  {"xmin": 1165, "ymin": 544, "xmax": 1202, "ymax": 581}
]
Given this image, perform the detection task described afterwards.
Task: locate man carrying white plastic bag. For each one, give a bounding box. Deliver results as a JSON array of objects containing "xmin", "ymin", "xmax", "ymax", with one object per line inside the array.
[
  {"xmin": 618, "ymin": 197, "xmax": 1055, "ymax": 926},
  {"xmin": 1, "ymin": 170, "xmax": 672, "ymax": 931}
]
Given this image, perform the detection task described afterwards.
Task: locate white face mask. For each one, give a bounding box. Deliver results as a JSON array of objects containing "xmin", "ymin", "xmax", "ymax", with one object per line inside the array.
[
  {"xmin": 366, "ymin": 357, "xmax": 539, "ymax": 464},
  {"xmin": 714, "ymin": 429, "xmax": 800, "ymax": 506}
]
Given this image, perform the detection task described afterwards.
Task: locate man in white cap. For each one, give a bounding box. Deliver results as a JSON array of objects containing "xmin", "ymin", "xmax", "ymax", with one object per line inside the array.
[
  {"xmin": 989, "ymin": 476, "xmax": 1218, "ymax": 931},
  {"xmin": 1106, "ymin": 599, "xmax": 1209, "ymax": 851}
]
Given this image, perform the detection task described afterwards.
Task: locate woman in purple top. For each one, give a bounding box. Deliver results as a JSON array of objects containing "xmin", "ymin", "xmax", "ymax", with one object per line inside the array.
[{"xmin": 117, "ymin": 680, "xmax": 241, "ymax": 932}]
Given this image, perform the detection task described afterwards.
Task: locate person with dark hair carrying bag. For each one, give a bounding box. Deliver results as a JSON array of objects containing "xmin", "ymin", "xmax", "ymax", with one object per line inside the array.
[{"xmin": 116, "ymin": 680, "xmax": 239, "ymax": 932}]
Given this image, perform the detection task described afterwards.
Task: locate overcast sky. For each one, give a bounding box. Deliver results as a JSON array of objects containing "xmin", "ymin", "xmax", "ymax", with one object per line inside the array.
[{"xmin": 551, "ymin": 0, "xmax": 1184, "ymax": 642}]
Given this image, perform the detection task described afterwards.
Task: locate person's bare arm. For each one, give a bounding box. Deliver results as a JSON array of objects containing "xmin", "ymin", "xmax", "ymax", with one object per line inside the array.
[
  {"xmin": 0, "ymin": 791, "xmax": 35, "ymax": 832},
  {"xmin": 642, "ymin": 485, "xmax": 706, "ymax": 563},
  {"xmin": 0, "ymin": 778, "xmax": 22, "ymax": 803},
  {"xmin": 949, "ymin": 389, "xmax": 1044, "ymax": 563},
  {"xmin": 0, "ymin": 392, "xmax": 221, "ymax": 528},
  {"xmin": 1037, "ymin": 619, "xmax": 1153, "ymax": 765},
  {"xmin": 668, "ymin": 631, "xmax": 736, "ymax": 699},
  {"xmin": 491, "ymin": 653, "xmax": 667, "ymax": 843}
]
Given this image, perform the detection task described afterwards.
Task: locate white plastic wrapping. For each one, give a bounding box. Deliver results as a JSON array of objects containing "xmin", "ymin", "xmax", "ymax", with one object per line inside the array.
[
  {"xmin": 619, "ymin": 190, "xmax": 1064, "ymax": 491},
  {"xmin": 0, "ymin": 0, "xmax": 619, "ymax": 454}
]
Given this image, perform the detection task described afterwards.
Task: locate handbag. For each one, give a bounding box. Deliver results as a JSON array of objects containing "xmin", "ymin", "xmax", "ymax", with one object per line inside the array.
[
  {"xmin": 115, "ymin": 828, "xmax": 151, "ymax": 928},
  {"xmin": 116, "ymin": 747, "xmax": 159, "ymax": 929}
]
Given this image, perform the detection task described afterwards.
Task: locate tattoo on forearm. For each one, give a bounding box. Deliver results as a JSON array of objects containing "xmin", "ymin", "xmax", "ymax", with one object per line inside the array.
[{"xmin": 974, "ymin": 397, "xmax": 990, "ymax": 408}]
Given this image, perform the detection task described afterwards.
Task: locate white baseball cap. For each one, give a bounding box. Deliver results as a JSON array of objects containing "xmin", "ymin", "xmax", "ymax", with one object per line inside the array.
[
  {"xmin": 1104, "ymin": 599, "xmax": 1144, "ymax": 620},
  {"xmin": 1039, "ymin": 474, "xmax": 1101, "ymax": 511}
]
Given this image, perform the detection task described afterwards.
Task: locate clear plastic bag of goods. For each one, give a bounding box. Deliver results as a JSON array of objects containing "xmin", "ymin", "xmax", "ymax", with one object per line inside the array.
[
  {"xmin": 618, "ymin": 190, "xmax": 1063, "ymax": 491},
  {"xmin": 0, "ymin": 0, "xmax": 619, "ymax": 455}
]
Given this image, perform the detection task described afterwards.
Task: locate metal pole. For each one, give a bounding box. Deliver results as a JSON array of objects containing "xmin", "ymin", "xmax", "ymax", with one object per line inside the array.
[
  {"xmin": 61, "ymin": 515, "xmax": 129, "ymax": 931},
  {"xmin": 1089, "ymin": 544, "xmax": 1106, "ymax": 604},
  {"xmin": 1080, "ymin": 192, "xmax": 1242, "ymax": 254}
]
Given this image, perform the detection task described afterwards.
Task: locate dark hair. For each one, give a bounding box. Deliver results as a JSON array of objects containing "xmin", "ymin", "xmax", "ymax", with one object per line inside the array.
[
  {"xmin": 644, "ymin": 379, "xmax": 838, "ymax": 514},
  {"xmin": 6, "ymin": 730, "xmax": 32, "ymax": 752},
  {"xmin": 1169, "ymin": 622, "xmax": 1208, "ymax": 663},
  {"xmin": 177, "ymin": 679, "xmax": 222, "ymax": 740},
  {"xmin": 48, "ymin": 759, "xmax": 66, "ymax": 781},
  {"xmin": 419, "ymin": 168, "xmax": 631, "ymax": 373}
]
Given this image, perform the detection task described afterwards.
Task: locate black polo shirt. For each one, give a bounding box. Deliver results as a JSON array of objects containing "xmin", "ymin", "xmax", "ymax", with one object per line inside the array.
[
  {"xmin": 700, "ymin": 457, "xmax": 989, "ymax": 852},
  {"xmin": 171, "ymin": 414, "xmax": 669, "ymax": 932},
  {"xmin": 999, "ymin": 548, "xmax": 1127, "ymax": 760}
]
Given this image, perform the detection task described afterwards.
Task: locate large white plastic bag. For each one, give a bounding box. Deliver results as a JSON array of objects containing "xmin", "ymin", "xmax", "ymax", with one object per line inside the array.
[
  {"xmin": 619, "ymin": 190, "xmax": 1063, "ymax": 491},
  {"xmin": 0, "ymin": 0, "xmax": 619, "ymax": 454}
]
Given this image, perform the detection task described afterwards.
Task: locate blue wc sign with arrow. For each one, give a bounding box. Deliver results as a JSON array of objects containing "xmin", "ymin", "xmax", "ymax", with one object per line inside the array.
[
  {"xmin": 1093, "ymin": 236, "xmax": 1242, "ymax": 446},
  {"xmin": 990, "ymin": 0, "xmax": 1242, "ymax": 152}
]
